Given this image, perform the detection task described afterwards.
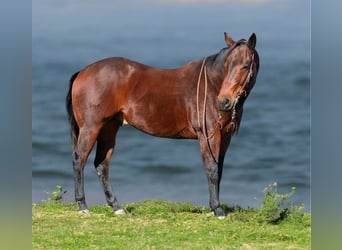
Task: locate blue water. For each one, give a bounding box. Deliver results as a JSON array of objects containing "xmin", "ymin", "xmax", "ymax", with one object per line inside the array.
[{"xmin": 32, "ymin": 0, "xmax": 310, "ymax": 211}]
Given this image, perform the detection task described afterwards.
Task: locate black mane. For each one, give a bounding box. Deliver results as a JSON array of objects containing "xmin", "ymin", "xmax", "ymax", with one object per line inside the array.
[{"xmin": 206, "ymin": 47, "xmax": 229, "ymax": 66}]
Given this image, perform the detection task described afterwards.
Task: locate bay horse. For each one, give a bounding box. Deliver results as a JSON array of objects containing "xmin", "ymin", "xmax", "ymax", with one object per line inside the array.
[{"xmin": 66, "ymin": 32, "xmax": 259, "ymax": 218}]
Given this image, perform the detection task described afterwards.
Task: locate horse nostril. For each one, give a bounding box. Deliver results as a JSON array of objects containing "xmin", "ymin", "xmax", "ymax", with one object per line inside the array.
[
  {"xmin": 217, "ymin": 97, "xmax": 231, "ymax": 111},
  {"xmin": 222, "ymin": 98, "xmax": 230, "ymax": 107}
]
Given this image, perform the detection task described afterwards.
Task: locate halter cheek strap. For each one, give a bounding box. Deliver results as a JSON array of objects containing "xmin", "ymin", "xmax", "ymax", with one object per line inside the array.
[
  {"xmin": 236, "ymin": 52, "xmax": 255, "ymax": 99},
  {"xmin": 230, "ymin": 52, "xmax": 255, "ymax": 128}
]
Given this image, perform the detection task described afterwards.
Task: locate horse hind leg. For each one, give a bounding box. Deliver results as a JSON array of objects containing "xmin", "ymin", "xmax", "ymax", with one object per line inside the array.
[
  {"xmin": 94, "ymin": 120, "xmax": 125, "ymax": 215},
  {"xmin": 73, "ymin": 126, "xmax": 100, "ymax": 214}
]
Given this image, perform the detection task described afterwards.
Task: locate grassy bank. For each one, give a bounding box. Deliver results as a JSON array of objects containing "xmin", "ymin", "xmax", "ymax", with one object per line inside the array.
[{"xmin": 32, "ymin": 184, "xmax": 310, "ymax": 249}]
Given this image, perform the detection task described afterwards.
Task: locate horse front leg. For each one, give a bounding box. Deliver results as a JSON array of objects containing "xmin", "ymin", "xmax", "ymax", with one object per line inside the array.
[
  {"xmin": 198, "ymin": 130, "xmax": 232, "ymax": 219},
  {"xmin": 204, "ymin": 160, "xmax": 225, "ymax": 218}
]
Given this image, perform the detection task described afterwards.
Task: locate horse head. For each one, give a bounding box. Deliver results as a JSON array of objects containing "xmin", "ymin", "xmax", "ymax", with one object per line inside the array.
[{"xmin": 216, "ymin": 33, "xmax": 259, "ymax": 113}]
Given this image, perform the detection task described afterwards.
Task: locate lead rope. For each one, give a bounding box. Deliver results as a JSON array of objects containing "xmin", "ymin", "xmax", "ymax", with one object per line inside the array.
[
  {"xmin": 196, "ymin": 58, "xmax": 218, "ymax": 164},
  {"xmin": 196, "ymin": 58, "xmax": 206, "ymax": 132}
]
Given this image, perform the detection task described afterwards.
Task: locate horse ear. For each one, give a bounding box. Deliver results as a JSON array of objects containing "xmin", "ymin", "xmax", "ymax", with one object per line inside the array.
[
  {"xmin": 248, "ymin": 33, "xmax": 257, "ymax": 49},
  {"xmin": 224, "ymin": 32, "xmax": 235, "ymax": 46}
]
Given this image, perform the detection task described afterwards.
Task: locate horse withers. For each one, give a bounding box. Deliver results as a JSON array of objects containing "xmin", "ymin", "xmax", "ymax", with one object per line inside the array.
[{"xmin": 66, "ymin": 32, "xmax": 259, "ymax": 218}]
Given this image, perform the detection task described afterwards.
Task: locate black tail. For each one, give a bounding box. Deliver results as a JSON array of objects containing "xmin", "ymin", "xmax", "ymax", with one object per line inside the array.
[{"xmin": 66, "ymin": 71, "xmax": 80, "ymax": 148}]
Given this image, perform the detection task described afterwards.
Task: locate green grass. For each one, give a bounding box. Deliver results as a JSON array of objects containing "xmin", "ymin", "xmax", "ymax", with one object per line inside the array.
[{"xmin": 32, "ymin": 185, "xmax": 311, "ymax": 249}]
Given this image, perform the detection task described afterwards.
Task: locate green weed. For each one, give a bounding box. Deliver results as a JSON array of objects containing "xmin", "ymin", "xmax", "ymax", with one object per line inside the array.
[{"xmin": 44, "ymin": 185, "xmax": 67, "ymax": 204}]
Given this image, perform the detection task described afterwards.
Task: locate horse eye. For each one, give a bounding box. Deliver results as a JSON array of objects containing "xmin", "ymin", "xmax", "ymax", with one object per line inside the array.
[{"xmin": 242, "ymin": 64, "xmax": 249, "ymax": 70}]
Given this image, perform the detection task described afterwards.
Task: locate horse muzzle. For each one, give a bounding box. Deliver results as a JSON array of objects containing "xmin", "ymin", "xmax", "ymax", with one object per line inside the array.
[
  {"xmin": 217, "ymin": 93, "xmax": 246, "ymax": 112},
  {"xmin": 217, "ymin": 96, "xmax": 233, "ymax": 112}
]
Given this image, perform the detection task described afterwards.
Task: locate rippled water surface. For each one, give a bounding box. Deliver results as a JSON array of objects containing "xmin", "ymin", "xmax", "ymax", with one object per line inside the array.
[{"xmin": 32, "ymin": 0, "xmax": 310, "ymax": 211}]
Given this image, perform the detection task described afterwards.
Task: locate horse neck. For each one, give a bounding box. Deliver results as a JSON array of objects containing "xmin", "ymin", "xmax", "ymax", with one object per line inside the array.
[{"xmin": 192, "ymin": 54, "xmax": 225, "ymax": 124}]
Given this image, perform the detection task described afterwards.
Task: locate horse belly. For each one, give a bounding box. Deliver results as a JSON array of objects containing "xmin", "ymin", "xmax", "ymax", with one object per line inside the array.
[{"xmin": 122, "ymin": 103, "xmax": 195, "ymax": 139}]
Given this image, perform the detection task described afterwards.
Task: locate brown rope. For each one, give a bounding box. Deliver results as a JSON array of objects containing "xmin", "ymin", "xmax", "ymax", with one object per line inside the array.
[
  {"xmin": 203, "ymin": 63, "xmax": 208, "ymax": 139},
  {"xmin": 196, "ymin": 58, "xmax": 213, "ymax": 140},
  {"xmin": 196, "ymin": 58, "xmax": 206, "ymax": 132},
  {"xmin": 196, "ymin": 58, "xmax": 218, "ymax": 164}
]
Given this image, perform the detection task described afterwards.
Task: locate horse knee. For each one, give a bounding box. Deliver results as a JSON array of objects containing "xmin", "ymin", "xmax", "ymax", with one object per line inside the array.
[{"xmin": 205, "ymin": 165, "xmax": 219, "ymax": 182}]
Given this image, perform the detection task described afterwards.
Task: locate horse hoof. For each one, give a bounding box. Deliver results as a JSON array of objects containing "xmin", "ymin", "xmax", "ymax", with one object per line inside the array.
[
  {"xmin": 217, "ymin": 215, "xmax": 226, "ymax": 220},
  {"xmin": 78, "ymin": 209, "xmax": 90, "ymax": 216},
  {"xmin": 214, "ymin": 207, "xmax": 226, "ymax": 219},
  {"xmin": 114, "ymin": 209, "xmax": 126, "ymax": 215}
]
